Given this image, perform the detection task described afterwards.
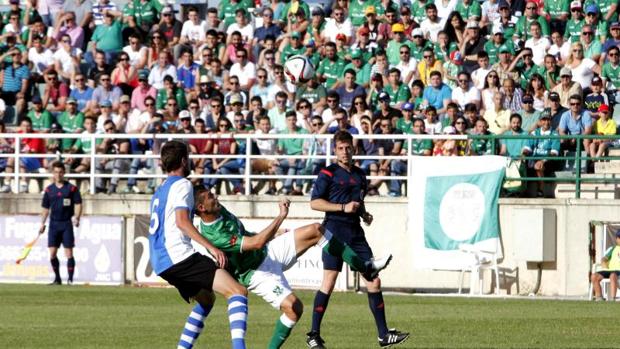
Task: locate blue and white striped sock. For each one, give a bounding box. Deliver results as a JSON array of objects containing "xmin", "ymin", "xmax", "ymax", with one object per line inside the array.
[
  {"xmin": 177, "ymin": 303, "xmax": 212, "ymax": 349},
  {"xmin": 228, "ymin": 295, "xmax": 248, "ymax": 349}
]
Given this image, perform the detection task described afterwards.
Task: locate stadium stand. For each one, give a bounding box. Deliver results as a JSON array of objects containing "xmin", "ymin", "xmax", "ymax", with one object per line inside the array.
[{"xmin": 0, "ymin": 0, "xmax": 619, "ymax": 197}]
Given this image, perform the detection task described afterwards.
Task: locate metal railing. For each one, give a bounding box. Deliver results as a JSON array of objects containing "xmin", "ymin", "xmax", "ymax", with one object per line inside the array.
[{"xmin": 0, "ymin": 132, "xmax": 619, "ymax": 198}]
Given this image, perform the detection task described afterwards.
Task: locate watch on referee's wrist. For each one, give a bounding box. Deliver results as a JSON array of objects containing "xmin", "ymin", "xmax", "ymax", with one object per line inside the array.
[{"xmin": 341, "ymin": 203, "xmax": 345, "ymax": 212}]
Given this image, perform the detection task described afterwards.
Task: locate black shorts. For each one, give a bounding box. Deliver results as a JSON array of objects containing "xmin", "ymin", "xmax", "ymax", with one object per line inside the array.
[
  {"xmin": 597, "ymin": 270, "xmax": 620, "ymax": 278},
  {"xmin": 159, "ymin": 253, "xmax": 218, "ymax": 303},
  {"xmin": 48, "ymin": 221, "xmax": 75, "ymax": 248},
  {"xmin": 322, "ymin": 220, "xmax": 373, "ymax": 272}
]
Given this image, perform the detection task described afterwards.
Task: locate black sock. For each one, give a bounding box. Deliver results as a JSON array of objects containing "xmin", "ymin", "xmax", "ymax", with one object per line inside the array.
[
  {"xmin": 311, "ymin": 291, "xmax": 331, "ymax": 334},
  {"xmin": 67, "ymin": 257, "xmax": 75, "ymax": 282},
  {"xmin": 51, "ymin": 257, "xmax": 60, "ymax": 282},
  {"xmin": 368, "ymin": 291, "xmax": 388, "ymax": 338}
]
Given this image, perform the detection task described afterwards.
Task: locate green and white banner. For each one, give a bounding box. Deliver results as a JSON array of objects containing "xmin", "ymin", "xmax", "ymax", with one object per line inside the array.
[{"xmin": 408, "ymin": 156, "xmax": 506, "ymax": 270}]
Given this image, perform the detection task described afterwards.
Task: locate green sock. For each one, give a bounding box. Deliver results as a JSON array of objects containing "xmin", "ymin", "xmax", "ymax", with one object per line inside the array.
[
  {"xmin": 321, "ymin": 231, "xmax": 368, "ymax": 272},
  {"xmin": 268, "ymin": 315, "xmax": 296, "ymax": 349}
]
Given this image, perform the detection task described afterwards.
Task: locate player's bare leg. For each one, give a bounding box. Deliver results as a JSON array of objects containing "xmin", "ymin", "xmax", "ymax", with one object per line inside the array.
[{"xmin": 268, "ymin": 293, "xmax": 303, "ymax": 349}]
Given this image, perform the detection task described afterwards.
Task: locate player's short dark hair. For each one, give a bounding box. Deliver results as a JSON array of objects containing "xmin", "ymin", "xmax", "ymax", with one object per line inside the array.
[
  {"xmin": 161, "ymin": 140, "xmax": 189, "ymax": 172},
  {"xmin": 333, "ymin": 130, "xmax": 353, "ymax": 145},
  {"xmin": 50, "ymin": 160, "xmax": 65, "ymax": 171},
  {"xmin": 510, "ymin": 113, "xmax": 522, "ymax": 122},
  {"xmin": 193, "ymin": 185, "xmax": 209, "ymax": 206}
]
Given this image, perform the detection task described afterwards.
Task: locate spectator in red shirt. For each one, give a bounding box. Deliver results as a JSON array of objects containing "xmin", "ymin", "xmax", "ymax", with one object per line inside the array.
[
  {"xmin": 42, "ymin": 70, "xmax": 69, "ymax": 115},
  {"xmin": 5, "ymin": 117, "xmax": 46, "ymax": 193}
]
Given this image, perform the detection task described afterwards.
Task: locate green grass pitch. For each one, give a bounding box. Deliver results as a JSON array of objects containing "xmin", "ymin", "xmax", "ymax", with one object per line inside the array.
[{"xmin": 1, "ymin": 284, "xmax": 618, "ymax": 348}]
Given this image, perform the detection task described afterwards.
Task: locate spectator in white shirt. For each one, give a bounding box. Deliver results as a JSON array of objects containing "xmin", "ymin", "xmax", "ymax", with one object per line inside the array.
[
  {"xmin": 229, "ymin": 48, "xmax": 256, "ymax": 91},
  {"xmin": 321, "ymin": 5, "xmax": 353, "ymax": 44},
  {"xmin": 452, "ymin": 71, "xmax": 481, "ymax": 109},
  {"xmin": 226, "ymin": 9, "xmax": 254, "ymax": 45},
  {"xmin": 420, "ymin": 3, "xmax": 444, "ymax": 43},
  {"xmin": 148, "ymin": 51, "xmax": 177, "ymax": 89},
  {"xmin": 524, "ymin": 21, "xmax": 551, "ymax": 65},
  {"xmin": 180, "ymin": 7, "xmax": 207, "ymax": 49}
]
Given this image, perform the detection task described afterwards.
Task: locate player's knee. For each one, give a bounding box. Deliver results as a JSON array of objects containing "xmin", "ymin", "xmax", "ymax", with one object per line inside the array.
[
  {"xmin": 312, "ymin": 223, "xmax": 323, "ymax": 237},
  {"xmin": 366, "ymin": 277, "xmax": 382, "ymax": 292},
  {"xmin": 611, "ymin": 273, "xmax": 618, "ymax": 281},
  {"xmin": 231, "ymin": 284, "xmax": 248, "ymax": 297},
  {"xmin": 281, "ymin": 295, "xmax": 303, "ymax": 321}
]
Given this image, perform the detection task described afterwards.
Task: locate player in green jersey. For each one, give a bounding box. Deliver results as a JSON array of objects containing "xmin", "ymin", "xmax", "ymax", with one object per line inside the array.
[{"xmin": 194, "ymin": 189, "xmax": 391, "ymax": 349}]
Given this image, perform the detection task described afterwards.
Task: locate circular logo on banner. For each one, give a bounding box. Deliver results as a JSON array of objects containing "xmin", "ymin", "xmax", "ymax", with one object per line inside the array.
[{"xmin": 438, "ymin": 183, "xmax": 485, "ymax": 241}]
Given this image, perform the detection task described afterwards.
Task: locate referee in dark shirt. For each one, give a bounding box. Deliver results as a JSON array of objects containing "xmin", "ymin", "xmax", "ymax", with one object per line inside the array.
[
  {"xmin": 306, "ymin": 131, "xmax": 409, "ymax": 348},
  {"xmin": 38, "ymin": 161, "xmax": 82, "ymax": 285}
]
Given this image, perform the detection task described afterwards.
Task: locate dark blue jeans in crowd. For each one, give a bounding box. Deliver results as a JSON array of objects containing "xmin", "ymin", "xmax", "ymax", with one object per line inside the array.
[
  {"xmin": 276, "ymin": 159, "xmax": 305, "ymax": 193},
  {"xmin": 207, "ymin": 161, "xmax": 244, "ymax": 192},
  {"xmin": 390, "ymin": 160, "xmax": 407, "ymax": 196}
]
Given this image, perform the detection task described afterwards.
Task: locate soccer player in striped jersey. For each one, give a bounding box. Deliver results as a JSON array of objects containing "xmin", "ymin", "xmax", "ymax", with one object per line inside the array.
[
  {"xmin": 193, "ymin": 187, "xmax": 392, "ymax": 349},
  {"xmin": 148, "ymin": 140, "xmax": 248, "ymax": 349}
]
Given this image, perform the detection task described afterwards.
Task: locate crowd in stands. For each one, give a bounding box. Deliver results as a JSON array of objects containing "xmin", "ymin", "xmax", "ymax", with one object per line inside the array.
[{"xmin": 0, "ymin": 0, "xmax": 619, "ymax": 197}]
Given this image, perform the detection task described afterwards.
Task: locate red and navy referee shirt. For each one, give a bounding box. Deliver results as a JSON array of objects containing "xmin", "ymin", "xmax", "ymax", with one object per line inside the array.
[
  {"xmin": 42, "ymin": 182, "xmax": 82, "ymax": 222},
  {"xmin": 311, "ymin": 163, "xmax": 367, "ymax": 225}
]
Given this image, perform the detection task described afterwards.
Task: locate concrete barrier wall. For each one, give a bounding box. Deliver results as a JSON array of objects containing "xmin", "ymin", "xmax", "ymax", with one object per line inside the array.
[{"xmin": 3, "ymin": 194, "xmax": 618, "ymax": 297}]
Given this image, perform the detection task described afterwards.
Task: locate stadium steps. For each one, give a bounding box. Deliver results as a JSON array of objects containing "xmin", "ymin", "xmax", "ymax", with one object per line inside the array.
[
  {"xmin": 594, "ymin": 148, "xmax": 620, "ymax": 174},
  {"xmin": 554, "ymin": 174, "xmax": 620, "ymax": 199}
]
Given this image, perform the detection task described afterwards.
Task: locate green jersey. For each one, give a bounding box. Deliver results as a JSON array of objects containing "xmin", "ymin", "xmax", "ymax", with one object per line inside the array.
[
  {"xmin": 485, "ymin": 41, "xmax": 514, "ymax": 65},
  {"xmin": 455, "ymin": 1, "xmax": 482, "ymax": 19},
  {"xmin": 295, "ymin": 84, "xmax": 327, "ymax": 104},
  {"xmin": 602, "ymin": 62, "xmax": 620, "ymax": 89},
  {"xmin": 515, "ymin": 16, "xmax": 550, "ymax": 40},
  {"xmin": 410, "ymin": 0, "xmax": 428, "ymax": 23},
  {"xmin": 517, "ymin": 63, "xmax": 539, "ymax": 89},
  {"xmin": 396, "ymin": 118, "xmax": 414, "ymax": 134},
  {"xmin": 91, "ymin": 20, "xmax": 123, "ymax": 51},
  {"xmin": 537, "ymin": 66, "xmax": 560, "ymax": 90},
  {"xmin": 403, "ymin": 138, "xmax": 432, "ymax": 154},
  {"xmin": 564, "ymin": 19, "xmax": 584, "ymax": 43},
  {"xmin": 343, "ymin": 62, "xmax": 372, "ymax": 86},
  {"xmin": 278, "ymin": 0, "xmax": 310, "ymax": 25},
  {"xmin": 27, "ymin": 110, "xmax": 53, "ymax": 132},
  {"xmin": 410, "ymin": 40, "xmax": 433, "ymax": 61},
  {"xmin": 278, "ymin": 127, "xmax": 308, "ymax": 155},
  {"xmin": 73, "ymin": 131, "xmax": 102, "ymax": 153},
  {"xmin": 219, "ymin": 0, "xmax": 248, "ymax": 27},
  {"xmin": 349, "ymin": 0, "xmax": 377, "ymax": 27},
  {"xmin": 57, "ymin": 111, "xmax": 85, "ymax": 149},
  {"xmin": 469, "ymin": 136, "xmax": 495, "ymax": 155},
  {"xmin": 386, "ymin": 40, "xmax": 413, "ymax": 65},
  {"xmin": 198, "ymin": 207, "xmax": 266, "ymax": 287},
  {"xmin": 280, "ymin": 44, "xmax": 306, "ymax": 64},
  {"xmin": 317, "ymin": 58, "xmax": 346, "ymax": 89},
  {"xmin": 543, "ymin": 0, "xmax": 569, "ymax": 19},
  {"xmin": 130, "ymin": 0, "xmax": 162, "ymax": 28},
  {"xmin": 384, "ymin": 83, "xmax": 411, "ymax": 106}
]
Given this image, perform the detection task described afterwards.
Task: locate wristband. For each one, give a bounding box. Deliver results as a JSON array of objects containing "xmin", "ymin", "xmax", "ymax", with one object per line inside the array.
[{"xmin": 341, "ymin": 203, "xmax": 345, "ymax": 212}]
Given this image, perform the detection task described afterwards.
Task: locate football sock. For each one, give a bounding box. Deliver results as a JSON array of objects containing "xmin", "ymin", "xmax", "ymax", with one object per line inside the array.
[
  {"xmin": 268, "ymin": 314, "xmax": 296, "ymax": 349},
  {"xmin": 67, "ymin": 257, "xmax": 75, "ymax": 282},
  {"xmin": 368, "ymin": 291, "xmax": 388, "ymax": 338},
  {"xmin": 50, "ymin": 257, "xmax": 60, "ymax": 282},
  {"xmin": 318, "ymin": 229, "xmax": 367, "ymax": 272},
  {"xmin": 311, "ymin": 291, "xmax": 331, "ymax": 333},
  {"xmin": 177, "ymin": 303, "xmax": 212, "ymax": 349},
  {"xmin": 228, "ymin": 295, "xmax": 248, "ymax": 349}
]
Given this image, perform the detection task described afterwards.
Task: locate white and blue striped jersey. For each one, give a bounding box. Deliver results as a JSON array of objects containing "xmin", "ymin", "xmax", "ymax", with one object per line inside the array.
[{"xmin": 148, "ymin": 176, "xmax": 195, "ymax": 274}]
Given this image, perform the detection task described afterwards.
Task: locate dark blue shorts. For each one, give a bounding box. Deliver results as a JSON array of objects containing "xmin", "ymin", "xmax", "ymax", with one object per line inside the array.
[
  {"xmin": 48, "ymin": 221, "xmax": 75, "ymax": 248},
  {"xmin": 322, "ymin": 220, "xmax": 373, "ymax": 271},
  {"xmin": 597, "ymin": 270, "xmax": 620, "ymax": 278}
]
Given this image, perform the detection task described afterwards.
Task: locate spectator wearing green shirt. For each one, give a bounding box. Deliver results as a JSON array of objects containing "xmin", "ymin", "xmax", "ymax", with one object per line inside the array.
[
  {"xmin": 349, "ymin": 0, "xmax": 376, "ymax": 27},
  {"xmin": 219, "ymin": 0, "xmax": 250, "ymax": 28},
  {"xmin": 343, "ymin": 50, "xmax": 372, "ymax": 87},
  {"xmin": 278, "ymin": 0, "xmax": 310, "ymax": 27},
  {"xmin": 275, "ymin": 111, "xmax": 308, "ymax": 195},
  {"xmin": 564, "ymin": 2, "xmax": 585, "ymax": 43},
  {"xmin": 126, "ymin": 0, "xmax": 162, "ymax": 34},
  {"xmin": 602, "ymin": 46, "xmax": 620, "ymax": 93},
  {"xmin": 583, "ymin": 5, "xmax": 608, "ymax": 43},
  {"xmin": 538, "ymin": 54, "xmax": 561, "ymax": 90},
  {"xmin": 542, "ymin": 0, "xmax": 570, "ymax": 34},
  {"xmin": 456, "ymin": 0, "xmax": 482, "ymax": 21},
  {"xmin": 390, "ymin": 118, "xmax": 430, "ymax": 197},
  {"xmin": 386, "ymin": 24, "xmax": 413, "ymax": 66},
  {"xmin": 28, "ymin": 96, "xmax": 53, "ymax": 132},
  {"xmin": 279, "ymin": 31, "xmax": 306, "ymax": 64},
  {"xmin": 316, "ymin": 42, "xmax": 346, "ymax": 90},
  {"xmin": 514, "ymin": 1, "xmax": 550, "ymax": 41},
  {"xmin": 580, "ymin": 25, "xmax": 602, "ymax": 62},
  {"xmin": 585, "ymin": 0, "xmax": 618, "ymax": 24},
  {"xmin": 156, "ymin": 75, "xmax": 187, "ymax": 111},
  {"xmin": 384, "ymin": 68, "xmax": 412, "ymax": 109},
  {"xmin": 57, "ymin": 97, "xmax": 85, "ymax": 150},
  {"xmin": 295, "ymin": 77, "xmax": 327, "ymax": 114},
  {"xmin": 87, "ymin": 11, "xmax": 122, "ymax": 65}
]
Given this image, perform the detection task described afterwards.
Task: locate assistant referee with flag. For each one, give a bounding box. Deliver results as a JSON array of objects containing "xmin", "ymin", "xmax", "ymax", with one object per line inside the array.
[{"xmin": 39, "ymin": 161, "xmax": 82, "ymax": 285}]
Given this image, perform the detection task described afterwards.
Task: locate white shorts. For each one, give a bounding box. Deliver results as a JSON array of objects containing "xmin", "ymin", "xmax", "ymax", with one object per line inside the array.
[{"xmin": 247, "ymin": 229, "xmax": 298, "ymax": 309}]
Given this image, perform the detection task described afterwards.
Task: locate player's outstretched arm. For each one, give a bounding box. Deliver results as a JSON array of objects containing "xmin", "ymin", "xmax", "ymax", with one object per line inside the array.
[
  {"xmin": 242, "ymin": 198, "xmax": 290, "ymax": 251},
  {"xmin": 175, "ymin": 208, "xmax": 228, "ymax": 268}
]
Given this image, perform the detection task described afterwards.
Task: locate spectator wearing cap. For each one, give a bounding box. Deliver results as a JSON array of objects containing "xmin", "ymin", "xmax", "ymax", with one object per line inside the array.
[
  {"xmin": 564, "ymin": 1, "xmax": 585, "ymax": 43},
  {"xmin": 42, "ymin": 70, "xmax": 69, "ymax": 114},
  {"xmin": 583, "ymin": 4, "xmax": 607, "ymax": 43},
  {"xmin": 396, "ymin": 102, "xmax": 416, "ymax": 134},
  {"xmin": 57, "ymin": 97, "xmax": 85, "ymax": 150},
  {"xmin": 519, "ymin": 94, "xmax": 542, "ymax": 132},
  {"xmin": 484, "ymin": 26, "xmax": 511, "ymax": 65},
  {"xmin": 460, "ymin": 21, "xmax": 488, "ymax": 73},
  {"xmin": 452, "ymin": 71, "xmax": 481, "ymax": 110},
  {"xmin": 409, "ymin": 28, "xmax": 432, "ymax": 61},
  {"xmin": 0, "ymin": 48, "xmax": 29, "ymax": 116},
  {"xmin": 418, "ymin": 4, "xmax": 443, "ymax": 43},
  {"xmin": 602, "ymin": 46, "xmax": 620, "ymax": 95},
  {"xmin": 565, "ymin": 42, "xmax": 601, "ymax": 89},
  {"xmin": 158, "ymin": 6, "xmax": 182, "ymax": 52},
  {"xmin": 372, "ymin": 91, "xmax": 403, "ymax": 126},
  {"xmin": 382, "ymin": 68, "xmax": 410, "ymax": 109},
  {"xmin": 316, "ymin": 42, "xmax": 346, "ymax": 90},
  {"xmin": 334, "ymin": 69, "xmax": 366, "ymax": 110},
  {"xmin": 491, "ymin": 44, "xmax": 519, "ymax": 82},
  {"xmin": 524, "ymin": 22, "xmax": 551, "ymax": 66},
  {"xmin": 92, "ymin": 72, "xmax": 123, "ymax": 112},
  {"xmin": 343, "ymin": 49, "xmax": 372, "ymax": 87},
  {"xmin": 524, "ymin": 111, "xmax": 560, "ymax": 196},
  {"xmin": 589, "ymin": 104, "xmax": 617, "ymax": 161},
  {"xmin": 441, "ymin": 50, "xmax": 462, "ymax": 89},
  {"xmin": 603, "ymin": 22, "xmax": 620, "ymax": 56},
  {"xmin": 253, "ymin": 8, "xmax": 282, "ymax": 55},
  {"xmin": 27, "ymin": 96, "xmax": 53, "ymax": 132},
  {"xmin": 322, "ymin": 5, "xmax": 353, "ymax": 44},
  {"xmin": 456, "ymin": 0, "xmax": 482, "ymax": 21},
  {"xmin": 584, "ymin": 76, "xmax": 608, "ymax": 118},
  {"xmin": 493, "ymin": 1, "xmax": 518, "ymax": 39},
  {"xmin": 156, "ymin": 75, "xmax": 187, "ymax": 111},
  {"xmin": 359, "ymin": 6, "xmax": 380, "ymax": 44},
  {"xmin": 131, "ymin": 70, "xmax": 157, "ymax": 112},
  {"xmin": 53, "ymin": 11, "xmax": 84, "ymax": 50},
  {"xmin": 514, "ymin": 1, "xmax": 550, "ymax": 41},
  {"xmin": 278, "ymin": 0, "xmax": 310, "ymax": 26},
  {"xmin": 87, "ymin": 10, "xmax": 123, "ymax": 66},
  {"xmin": 423, "ymin": 71, "xmax": 453, "ymax": 115},
  {"xmin": 53, "ymin": 33, "xmax": 82, "ymax": 82},
  {"xmin": 547, "ymin": 92, "xmax": 567, "ymax": 129},
  {"xmin": 558, "ymin": 94, "xmax": 593, "ymax": 151},
  {"xmin": 69, "ymin": 73, "xmax": 95, "ymax": 115}
]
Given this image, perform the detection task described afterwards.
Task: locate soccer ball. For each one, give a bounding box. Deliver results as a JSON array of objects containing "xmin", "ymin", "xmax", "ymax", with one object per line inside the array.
[{"xmin": 284, "ymin": 55, "xmax": 315, "ymax": 84}]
